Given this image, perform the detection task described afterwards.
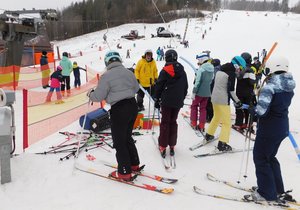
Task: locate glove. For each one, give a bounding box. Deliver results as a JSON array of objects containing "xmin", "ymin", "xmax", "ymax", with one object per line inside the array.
[
  {"xmin": 154, "ymin": 99, "xmax": 161, "ymax": 109},
  {"xmin": 234, "ymin": 101, "xmax": 243, "ymax": 109},
  {"xmin": 191, "ymin": 93, "xmax": 196, "ymax": 100},
  {"xmin": 87, "ymin": 88, "xmax": 94, "ymax": 97},
  {"xmin": 248, "ymin": 106, "xmax": 257, "ymax": 117}
]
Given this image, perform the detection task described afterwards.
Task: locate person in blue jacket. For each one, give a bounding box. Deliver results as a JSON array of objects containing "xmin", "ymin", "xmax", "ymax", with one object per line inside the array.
[{"xmin": 250, "ymin": 55, "xmax": 296, "ymax": 203}]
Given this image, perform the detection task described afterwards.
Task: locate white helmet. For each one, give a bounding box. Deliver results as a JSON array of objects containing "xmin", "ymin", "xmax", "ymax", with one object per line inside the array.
[{"xmin": 265, "ymin": 56, "xmax": 289, "ymax": 75}]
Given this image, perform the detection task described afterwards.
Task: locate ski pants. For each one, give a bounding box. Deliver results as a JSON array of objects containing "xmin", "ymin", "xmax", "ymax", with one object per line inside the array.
[
  {"xmin": 61, "ymin": 76, "xmax": 70, "ymax": 92},
  {"xmin": 253, "ymin": 133, "xmax": 285, "ymax": 200},
  {"xmin": 235, "ymin": 95, "xmax": 252, "ymax": 126},
  {"xmin": 158, "ymin": 106, "xmax": 180, "ymax": 148},
  {"xmin": 74, "ymin": 74, "xmax": 81, "ymax": 88},
  {"xmin": 110, "ymin": 97, "xmax": 140, "ymax": 175},
  {"xmin": 206, "ymin": 104, "xmax": 231, "ymax": 143},
  {"xmin": 136, "ymin": 86, "xmax": 154, "ymax": 108},
  {"xmin": 190, "ymin": 96, "xmax": 208, "ymax": 126}
]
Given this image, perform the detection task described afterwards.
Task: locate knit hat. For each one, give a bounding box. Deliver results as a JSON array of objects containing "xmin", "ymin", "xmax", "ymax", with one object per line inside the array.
[
  {"xmin": 56, "ymin": 65, "xmax": 63, "ymax": 71},
  {"xmin": 231, "ymin": 56, "xmax": 246, "ymax": 70},
  {"xmin": 196, "ymin": 53, "xmax": 209, "ymax": 65}
]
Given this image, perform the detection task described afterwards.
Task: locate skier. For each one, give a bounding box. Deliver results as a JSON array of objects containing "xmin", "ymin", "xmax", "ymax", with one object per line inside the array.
[
  {"xmin": 232, "ymin": 52, "xmax": 256, "ymax": 131},
  {"xmin": 72, "ymin": 61, "xmax": 86, "ymax": 89},
  {"xmin": 134, "ymin": 49, "xmax": 158, "ymax": 111},
  {"xmin": 249, "ymin": 56, "xmax": 296, "ymax": 202},
  {"xmin": 154, "ymin": 49, "xmax": 188, "ymax": 157},
  {"xmin": 206, "ymin": 58, "xmax": 221, "ymax": 122},
  {"xmin": 45, "ymin": 65, "xmax": 64, "ymax": 104},
  {"xmin": 40, "ymin": 51, "xmax": 51, "ymax": 89},
  {"xmin": 190, "ymin": 52, "xmax": 214, "ymax": 133},
  {"xmin": 88, "ymin": 50, "xmax": 140, "ymax": 181},
  {"xmin": 59, "ymin": 52, "xmax": 73, "ymax": 96},
  {"xmin": 204, "ymin": 56, "xmax": 245, "ymax": 151}
]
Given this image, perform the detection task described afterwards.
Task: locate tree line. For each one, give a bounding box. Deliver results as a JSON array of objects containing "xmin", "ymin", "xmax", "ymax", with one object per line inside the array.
[{"xmin": 45, "ymin": 0, "xmax": 217, "ymax": 41}]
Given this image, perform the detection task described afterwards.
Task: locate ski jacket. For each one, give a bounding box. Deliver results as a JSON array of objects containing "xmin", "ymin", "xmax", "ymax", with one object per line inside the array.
[
  {"xmin": 73, "ymin": 64, "xmax": 86, "ymax": 77},
  {"xmin": 59, "ymin": 56, "xmax": 73, "ymax": 77},
  {"xmin": 255, "ymin": 73, "xmax": 295, "ymax": 138},
  {"xmin": 155, "ymin": 61, "xmax": 188, "ymax": 109},
  {"xmin": 50, "ymin": 70, "xmax": 63, "ymax": 88},
  {"xmin": 134, "ymin": 56, "xmax": 158, "ymax": 87},
  {"xmin": 193, "ymin": 62, "xmax": 214, "ymax": 97},
  {"xmin": 90, "ymin": 62, "xmax": 139, "ymax": 106},
  {"xmin": 236, "ymin": 65, "xmax": 256, "ymax": 97},
  {"xmin": 211, "ymin": 62, "xmax": 240, "ymax": 105},
  {"xmin": 40, "ymin": 55, "xmax": 50, "ymax": 71}
]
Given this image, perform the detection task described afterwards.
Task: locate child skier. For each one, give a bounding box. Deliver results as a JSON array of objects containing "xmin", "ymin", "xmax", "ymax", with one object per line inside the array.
[
  {"xmin": 46, "ymin": 65, "xmax": 64, "ymax": 104},
  {"xmin": 72, "ymin": 61, "xmax": 86, "ymax": 88}
]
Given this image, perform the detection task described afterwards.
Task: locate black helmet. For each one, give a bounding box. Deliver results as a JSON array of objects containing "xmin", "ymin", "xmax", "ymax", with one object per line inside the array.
[
  {"xmin": 241, "ymin": 52, "xmax": 252, "ymax": 64},
  {"xmin": 62, "ymin": 52, "xmax": 68, "ymax": 57},
  {"xmin": 42, "ymin": 51, "xmax": 47, "ymax": 55},
  {"xmin": 165, "ymin": 49, "xmax": 178, "ymax": 62}
]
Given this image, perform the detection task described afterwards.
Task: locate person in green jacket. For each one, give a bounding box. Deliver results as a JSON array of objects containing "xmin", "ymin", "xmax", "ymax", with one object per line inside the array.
[{"xmin": 59, "ymin": 52, "xmax": 73, "ymax": 96}]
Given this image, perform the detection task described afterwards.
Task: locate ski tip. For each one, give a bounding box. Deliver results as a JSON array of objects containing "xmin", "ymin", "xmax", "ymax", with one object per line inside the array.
[{"xmin": 161, "ymin": 188, "xmax": 174, "ymax": 194}]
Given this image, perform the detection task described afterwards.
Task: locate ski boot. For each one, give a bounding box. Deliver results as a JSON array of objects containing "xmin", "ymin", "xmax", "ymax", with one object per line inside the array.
[{"xmin": 217, "ymin": 141, "xmax": 232, "ymax": 152}]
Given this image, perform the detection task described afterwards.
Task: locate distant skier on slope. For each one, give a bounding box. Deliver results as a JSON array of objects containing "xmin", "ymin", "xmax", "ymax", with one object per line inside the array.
[
  {"xmin": 88, "ymin": 50, "xmax": 141, "ymax": 181},
  {"xmin": 190, "ymin": 52, "xmax": 214, "ymax": 133},
  {"xmin": 204, "ymin": 56, "xmax": 246, "ymax": 151},
  {"xmin": 249, "ymin": 55, "xmax": 296, "ymax": 203},
  {"xmin": 154, "ymin": 49, "xmax": 188, "ymax": 157}
]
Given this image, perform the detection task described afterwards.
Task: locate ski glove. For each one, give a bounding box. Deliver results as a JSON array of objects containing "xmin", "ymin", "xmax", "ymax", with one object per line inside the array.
[
  {"xmin": 234, "ymin": 101, "xmax": 243, "ymax": 109},
  {"xmin": 154, "ymin": 99, "xmax": 161, "ymax": 109},
  {"xmin": 248, "ymin": 106, "xmax": 257, "ymax": 117}
]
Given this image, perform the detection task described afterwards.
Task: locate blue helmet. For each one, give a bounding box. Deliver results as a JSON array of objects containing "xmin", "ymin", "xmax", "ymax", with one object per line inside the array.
[
  {"xmin": 104, "ymin": 50, "xmax": 122, "ymax": 66},
  {"xmin": 231, "ymin": 56, "xmax": 246, "ymax": 70}
]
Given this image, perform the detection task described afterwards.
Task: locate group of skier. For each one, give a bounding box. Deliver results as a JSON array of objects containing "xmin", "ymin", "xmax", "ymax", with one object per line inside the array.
[{"xmin": 87, "ymin": 46, "xmax": 296, "ymax": 204}]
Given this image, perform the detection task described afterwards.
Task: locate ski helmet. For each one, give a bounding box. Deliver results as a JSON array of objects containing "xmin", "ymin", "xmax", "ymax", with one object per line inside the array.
[
  {"xmin": 104, "ymin": 50, "xmax": 122, "ymax": 66},
  {"xmin": 196, "ymin": 53, "xmax": 209, "ymax": 65},
  {"xmin": 231, "ymin": 56, "xmax": 246, "ymax": 70},
  {"xmin": 56, "ymin": 65, "xmax": 63, "ymax": 71},
  {"xmin": 211, "ymin": 58, "xmax": 221, "ymax": 67},
  {"xmin": 241, "ymin": 52, "xmax": 252, "ymax": 64},
  {"xmin": 265, "ymin": 55, "xmax": 289, "ymax": 75},
  {"xmin": 62, "ymin": 52, "xmax": 68, "ymax": 57},
  {"xmin": 42, "ymin": 51, "xmax": 47, "ymax": 55},
  {"xmin": 165, "ymin": 49, "xmax": 178, "ymax": 62},
  {"xmin": 144, "ymin": 49, "xmax": 153, "ymax": 56}
]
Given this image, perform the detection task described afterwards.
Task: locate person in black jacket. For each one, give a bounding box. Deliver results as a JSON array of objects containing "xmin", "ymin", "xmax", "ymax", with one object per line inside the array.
[
  {"xmin": 233, "ymin": 52, "xmax": 256, "ymax": 131},
  {"xmin": 154, "ymin": 49, "xmax": 188, "ymax": 157},
  {"xmin": 72, "ymin": 61, "xmax": 86, "ymax": 88}
]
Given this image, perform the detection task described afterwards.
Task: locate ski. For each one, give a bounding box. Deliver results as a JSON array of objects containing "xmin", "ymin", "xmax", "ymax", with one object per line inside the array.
[
  {"xmin": 151, "ymin": 134, "xmax": 171, "ymax": 170},
  {"xmin": 98, "ymin": 161, "xmax": 178, "ymax": 184},
  {"xmin": 194, "ymin": 147, "xmax": 253, "ymax": 158},
  {"xmin": 189, "ymin": 137, "xmax": 218, "ymax": 151},
  {"xmin": 206, "ymin": 173, "xmax": 300, "ymax": 206},
  {"xmin": 231, "ymin": 126, "xmax": 256, "ymax": 141},
  {"xmin": 193, "ymin": 186, "xmax": 296, "ymax": 210},
  {"xmin": 170, "ymin": 155, "xmax": 176, "ymax": 169},
  {"xmin": 181, "ymin": 112, "xmax": 205, "ymax": 138},
  {"xmin": 75, "ymin": 163, "xmax": 174, "ymax": 194}
]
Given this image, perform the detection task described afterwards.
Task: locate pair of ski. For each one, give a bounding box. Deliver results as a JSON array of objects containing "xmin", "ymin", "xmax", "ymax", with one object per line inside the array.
[
  {"xmin": 193, "ymin": 173, "xmax": 299, "ymax": 209},
  {"xmin": 181, "ymin": 112, "xmax": 205, "ymax": 138},
  {"xmin": 75, "ymin": 161, "xmax": 177, "ymax": 194}
]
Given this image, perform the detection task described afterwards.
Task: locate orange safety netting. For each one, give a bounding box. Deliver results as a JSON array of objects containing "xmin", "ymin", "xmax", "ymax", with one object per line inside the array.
[{"xmin": 23, "ymin": 67, "xmax": 104, "ymax": 150}]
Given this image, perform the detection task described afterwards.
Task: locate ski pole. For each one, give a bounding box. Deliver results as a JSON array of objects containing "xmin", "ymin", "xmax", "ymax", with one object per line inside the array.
[
  {"xmin": 288, "ymin": 132, "xmax": 300, "ymax": 161},
  {"xmin": 147, "ymin": 80, "xmax": 152, "ymax": 132}
]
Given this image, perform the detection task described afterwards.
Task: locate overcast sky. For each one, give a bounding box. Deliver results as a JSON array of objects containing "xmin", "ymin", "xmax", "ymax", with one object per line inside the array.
[
  {"xmin": 1, "ymin": 0, "xmax": 84, "ymax": 11},
  {"xmin": 1, "ymin": 0, "xmax": 299, "ymax": 13}
]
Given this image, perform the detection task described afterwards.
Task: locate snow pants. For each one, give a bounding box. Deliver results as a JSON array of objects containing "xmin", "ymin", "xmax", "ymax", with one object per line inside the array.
[
  {"xmin": 206, "ymin": 104, "xmax": 231, "ymax": 143},
  {"xmin": 110, "ymin": 97, "xmax": 140, "ymax": 175},
  {"xmin": 136, "ymin": 86, "xmax": 154, "ymax": 108},
  {"xmin": 253, "ymin": 133, "xmax": 285, "ymax": 200},
  {"xmin": 158, "ymin": 106, "xmax": 180, "ymax": 148},
  {"xmin": 190, "ymin": 96, "xmax": 208, "ymax": 126}
]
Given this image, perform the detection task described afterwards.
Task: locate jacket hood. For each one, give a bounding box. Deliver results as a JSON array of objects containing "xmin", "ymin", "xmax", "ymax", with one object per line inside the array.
[
  {"xmin": 106, "ymin": 61, "xmax": 123, "ymax": 70},
  {"xmin": 200, "ymin": 62, "xmax": 214, "ymax": 73},
  {"xmin": 61, "ymin": 56, "xmax": 69, "ymax": 61},
  {"xmin": 269, "ymin": 72, "xmax": 296, "ymax": 93}
]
